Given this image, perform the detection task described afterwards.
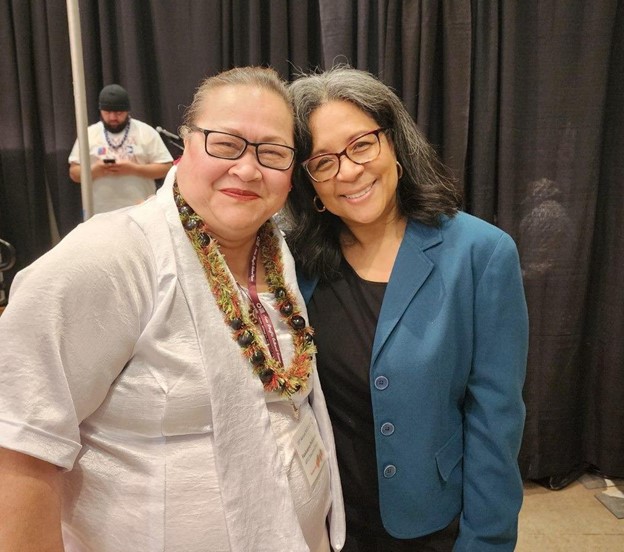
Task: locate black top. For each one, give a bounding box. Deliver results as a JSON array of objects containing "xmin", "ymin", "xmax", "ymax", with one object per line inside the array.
[
  {"xmin": 308, "ymin": 259, "xmax": 389, "ymax": 540},
  {"xmin": 308, "ymin": 259, "xmax": 459, "ymax": 552}
]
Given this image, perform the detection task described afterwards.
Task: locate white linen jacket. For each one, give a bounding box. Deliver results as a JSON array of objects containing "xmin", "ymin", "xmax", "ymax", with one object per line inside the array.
[{"xmin": 0, "ymin": 167, "xmax": 345, "ymax": 551}]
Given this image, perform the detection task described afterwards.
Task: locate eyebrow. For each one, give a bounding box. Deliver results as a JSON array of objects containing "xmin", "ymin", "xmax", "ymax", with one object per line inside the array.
[
  {"xmin": 311, "ymin": 129, "xmax": 378, "ymax": 156},
  {"xmin": 203, "ymin": 126, "xmax": 294, "ymax": 146}
]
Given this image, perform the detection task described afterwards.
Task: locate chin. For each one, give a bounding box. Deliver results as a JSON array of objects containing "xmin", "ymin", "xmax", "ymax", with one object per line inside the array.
[{"xmin": 216, "ymin": 211, "xmax": 270, "ymax": 236}]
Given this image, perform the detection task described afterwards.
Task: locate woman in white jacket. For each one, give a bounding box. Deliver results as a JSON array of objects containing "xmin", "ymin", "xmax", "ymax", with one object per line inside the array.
[{"xmin": 0, "ymin": 66, "xmax": 345, "ymax": 552}]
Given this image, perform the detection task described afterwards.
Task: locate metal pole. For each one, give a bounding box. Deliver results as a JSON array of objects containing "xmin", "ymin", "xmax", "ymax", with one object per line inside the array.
[{"xmin": 66, "ymin": 0, "xmax": 93, "ymax": 220}]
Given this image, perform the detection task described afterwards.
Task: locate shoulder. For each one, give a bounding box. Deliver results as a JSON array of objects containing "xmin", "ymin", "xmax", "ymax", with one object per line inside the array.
[
  {"xmin": 9, "ymin": 208, "xmax": 165, "ymax": 312},
  {"xmin": 441, "ymin": 211, "xmax": 507, "ymax": 240},
  {"xmin": 51, "ymin": 210, "xmax": 156, "ymax": 271},
  {"xmin": 130, "ymin": 120, "xmax": 171, "ymax": 157},
  {"xmin": 406, "ymin": 212, "xmax": 513, "ymax": 251},
  {"xmin": 405, "ymin": 213, "xmax": 520, "ymax": 272},
  {"xmin": 86, "ymin": 121, "xmax": 104, "ymax": 137},
  {"xmin": 439, "ymin": 212, "xmax": 518, "ymax": 256},
  {"xmin": 130, "ymin": 118, "xmax": 159, "ymax": 135},
  {"xmin": 34, "ymin": 197, "xmax": 172, "ymax": 281}
]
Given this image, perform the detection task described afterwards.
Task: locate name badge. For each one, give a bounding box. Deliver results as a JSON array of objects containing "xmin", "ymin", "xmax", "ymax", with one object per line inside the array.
[{"xmin": 293, "ymin": 410, "xmax": 327, "ymax": 487}]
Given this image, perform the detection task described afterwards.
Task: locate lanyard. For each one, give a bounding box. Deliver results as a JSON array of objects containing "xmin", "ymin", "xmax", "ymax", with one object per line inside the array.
[{"xmin": 245, "ymin": 235, "xmax": 284, "ymax": 365}]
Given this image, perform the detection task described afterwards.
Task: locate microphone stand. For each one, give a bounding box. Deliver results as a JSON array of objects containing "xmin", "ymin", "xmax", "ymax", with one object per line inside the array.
[
  {"xmin": 164, "ymin": 138, "xmax": 184, "ymax": 152},
  {"xmin": 157, "ymin": 126, "xmax": 185, "ymax": 152}
]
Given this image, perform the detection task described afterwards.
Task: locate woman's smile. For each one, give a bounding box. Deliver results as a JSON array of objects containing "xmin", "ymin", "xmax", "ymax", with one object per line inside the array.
[
  {"xmin": 220, "ymin": 187, "xmax": 261, "ymax": 200},
  {"xmin": 308, "ymin": 100, "xmax": 400, "ymax": 230},
  {"xmin": 341, "ymin": 182, "xmax": 375, "ymax": 200}
]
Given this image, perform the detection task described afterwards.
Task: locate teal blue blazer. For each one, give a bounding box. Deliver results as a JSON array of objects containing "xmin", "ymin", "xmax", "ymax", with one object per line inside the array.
[{"xmin": 299, "ymin": 212, "xmax": 529, "ymax": 551}]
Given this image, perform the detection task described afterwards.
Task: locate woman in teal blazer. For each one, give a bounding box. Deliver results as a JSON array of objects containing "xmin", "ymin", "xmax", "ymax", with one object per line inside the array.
[{"xmin": 286, "ymin": 67, "xmax": 528, "ymax": 552}]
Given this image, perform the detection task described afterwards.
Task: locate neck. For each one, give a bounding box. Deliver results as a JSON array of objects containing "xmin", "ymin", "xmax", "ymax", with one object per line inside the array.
[
  {"xmin": 343, "ymin": 214, "xmax": 406, "ymax": 248},
  {"xmin": 213, "ymin": 230, "xmax": 271, "ymax": 291},
  {"xmin": 341, "ymin": 216, "xmax": 407, "ymax": 282},
  {"xmin": 217, "ymin": 237, "xmax": 256, "ymax": 283}
]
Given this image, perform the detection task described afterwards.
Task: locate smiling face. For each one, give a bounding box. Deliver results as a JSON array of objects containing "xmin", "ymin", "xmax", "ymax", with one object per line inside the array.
[
  {"xmin": 176, "ymin": 84, "xmax": 294, "ymax": 245},
  {"xmin": 307, "ymin": 100, "xmax": 400, "ymax": 234}
]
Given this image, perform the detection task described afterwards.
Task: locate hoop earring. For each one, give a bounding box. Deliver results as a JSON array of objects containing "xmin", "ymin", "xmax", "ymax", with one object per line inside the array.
[
  {"xmin": 313, "ymin": 195, "xmax": 326, "ymax": 213},
  {"xmin": 396, "ymin": 161, "xmax": 404, "ymax": 179}
]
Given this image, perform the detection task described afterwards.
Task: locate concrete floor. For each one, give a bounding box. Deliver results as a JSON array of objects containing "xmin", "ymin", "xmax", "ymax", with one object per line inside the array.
[{"xmin": 517, "ymin": 478, "xmax": 624, "ymax": 551}]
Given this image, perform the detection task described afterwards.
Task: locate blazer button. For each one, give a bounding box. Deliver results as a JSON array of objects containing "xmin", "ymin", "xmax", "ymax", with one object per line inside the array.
[
  {"xmin": 374, "ymin": 375, "xmax": 389, "ymax": 390},
  {"xmin": 380, "ymin": 422, "xmax": 395, "ymax": 436},
  {"xmin": 383, "ymin": 464, "xmax": 397, "ymax": 478}
]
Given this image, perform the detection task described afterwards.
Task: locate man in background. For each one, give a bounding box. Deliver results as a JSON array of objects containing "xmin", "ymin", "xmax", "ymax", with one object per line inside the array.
[{"xmin": 69, "ymin": 84, "xmax": 173, "ymax": 214}]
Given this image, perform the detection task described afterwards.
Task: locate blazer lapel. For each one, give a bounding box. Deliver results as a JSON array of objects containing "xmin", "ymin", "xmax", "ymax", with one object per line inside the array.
[
  {"xmin": 297, "ymin": 270, "xmax": 319, "ymax": 303},
  {"xmin": 371, "ymin": 221, "xmax": 442, "ymax": 366}
]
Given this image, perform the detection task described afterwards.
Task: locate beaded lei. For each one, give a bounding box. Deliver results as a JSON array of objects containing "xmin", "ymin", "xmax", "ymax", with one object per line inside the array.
[{"xmin": 174, "ymin": 182, "xmax": 316, "ymax": 397}]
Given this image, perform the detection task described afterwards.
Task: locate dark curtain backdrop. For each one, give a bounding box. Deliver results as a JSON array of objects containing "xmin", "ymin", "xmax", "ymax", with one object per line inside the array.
[{"xmin": 0, "ymin": 0, "xmax": 622, "ymax": 482}]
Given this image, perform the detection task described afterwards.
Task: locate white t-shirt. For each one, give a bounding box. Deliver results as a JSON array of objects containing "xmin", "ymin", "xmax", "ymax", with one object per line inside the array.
[{"xmin": 68, "ymin": 118, "xmax": 173, "ymax": 214}]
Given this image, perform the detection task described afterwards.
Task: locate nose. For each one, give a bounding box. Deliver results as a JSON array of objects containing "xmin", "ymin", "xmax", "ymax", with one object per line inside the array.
[
  {"xmin": 228, "ymin": 147, "xmax": 262, "ymax": 182},
  {"xmin": 336, "ymin": 154, "xmax": 364, "ymax": 182}
]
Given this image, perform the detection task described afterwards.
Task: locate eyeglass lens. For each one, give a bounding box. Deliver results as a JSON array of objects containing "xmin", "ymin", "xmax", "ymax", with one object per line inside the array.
[
  {"xmin": 203, "ymin": 130, "xmax": 294, "ymax": 170},
  {"xmin": 305, "ymin": 129, "xmax": 382, "ymax": 181}
]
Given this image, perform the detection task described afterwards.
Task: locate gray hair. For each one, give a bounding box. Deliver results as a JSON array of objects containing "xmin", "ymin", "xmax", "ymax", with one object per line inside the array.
[
  {"xmin": 289, "ymin": 66, "xmax": 460, "ymax": 218},
  {"xmin": 285, "ymin": 66, "xmax": 462, "ymax": 280}
]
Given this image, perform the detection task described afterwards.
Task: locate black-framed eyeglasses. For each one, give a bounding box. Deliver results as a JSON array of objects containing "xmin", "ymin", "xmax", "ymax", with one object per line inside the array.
[
  {"xmin": 187, "ymin": 125, "xmax": 296, "ymax": 171},
  {"xmin": 302, "ymin": 128, "xmax": 386, "ymax": 182}
]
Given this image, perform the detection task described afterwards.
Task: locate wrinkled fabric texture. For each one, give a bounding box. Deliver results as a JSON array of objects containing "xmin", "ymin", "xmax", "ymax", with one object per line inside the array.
[{"xmin": 0, "ymin": 167, "xmax": 345, "ymax": 551}]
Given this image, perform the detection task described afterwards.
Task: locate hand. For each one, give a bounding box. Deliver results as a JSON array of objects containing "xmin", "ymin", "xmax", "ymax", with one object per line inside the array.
[
  {"xmin": 92, "ymin": 159, "xmax": 119, "ymax": 180},
  {"xmin": 92, "ymin": 159, "xmax": 138, "ymax": 179},
  {"xmin": 104, "ymin": 159, "xmax": 138, "ymax": 177}
]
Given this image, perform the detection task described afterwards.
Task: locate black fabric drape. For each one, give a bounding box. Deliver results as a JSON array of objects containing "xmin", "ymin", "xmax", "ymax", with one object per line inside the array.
[
  {"xmin": 493, "ymin": 2, "xmax": 621, "ymax": 480},
  {"xmin": 0, "ymin": 0, "xmax": 622, "ymax": 481},
  {"xmin": 1, "ymin": 1, "xmax": 65, "ymax": 288},
  {"xmin": 582, "ymin": 0, "xmax": 624, "ymax": 478},
  {"xmin": 317, "ymin": 1, "xmax": 472, "ymax": 184}
]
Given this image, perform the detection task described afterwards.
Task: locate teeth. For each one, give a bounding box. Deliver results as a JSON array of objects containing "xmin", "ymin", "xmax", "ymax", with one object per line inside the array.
[{"xmin": 344, "ymin": 184, "xmax": 373, "ymax": 199}]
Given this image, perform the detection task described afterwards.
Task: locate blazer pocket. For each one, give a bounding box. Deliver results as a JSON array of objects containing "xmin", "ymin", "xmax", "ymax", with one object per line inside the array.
[{"xmin": 435, "ymin": 424, "xmax": 463, "ymax": 481}]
